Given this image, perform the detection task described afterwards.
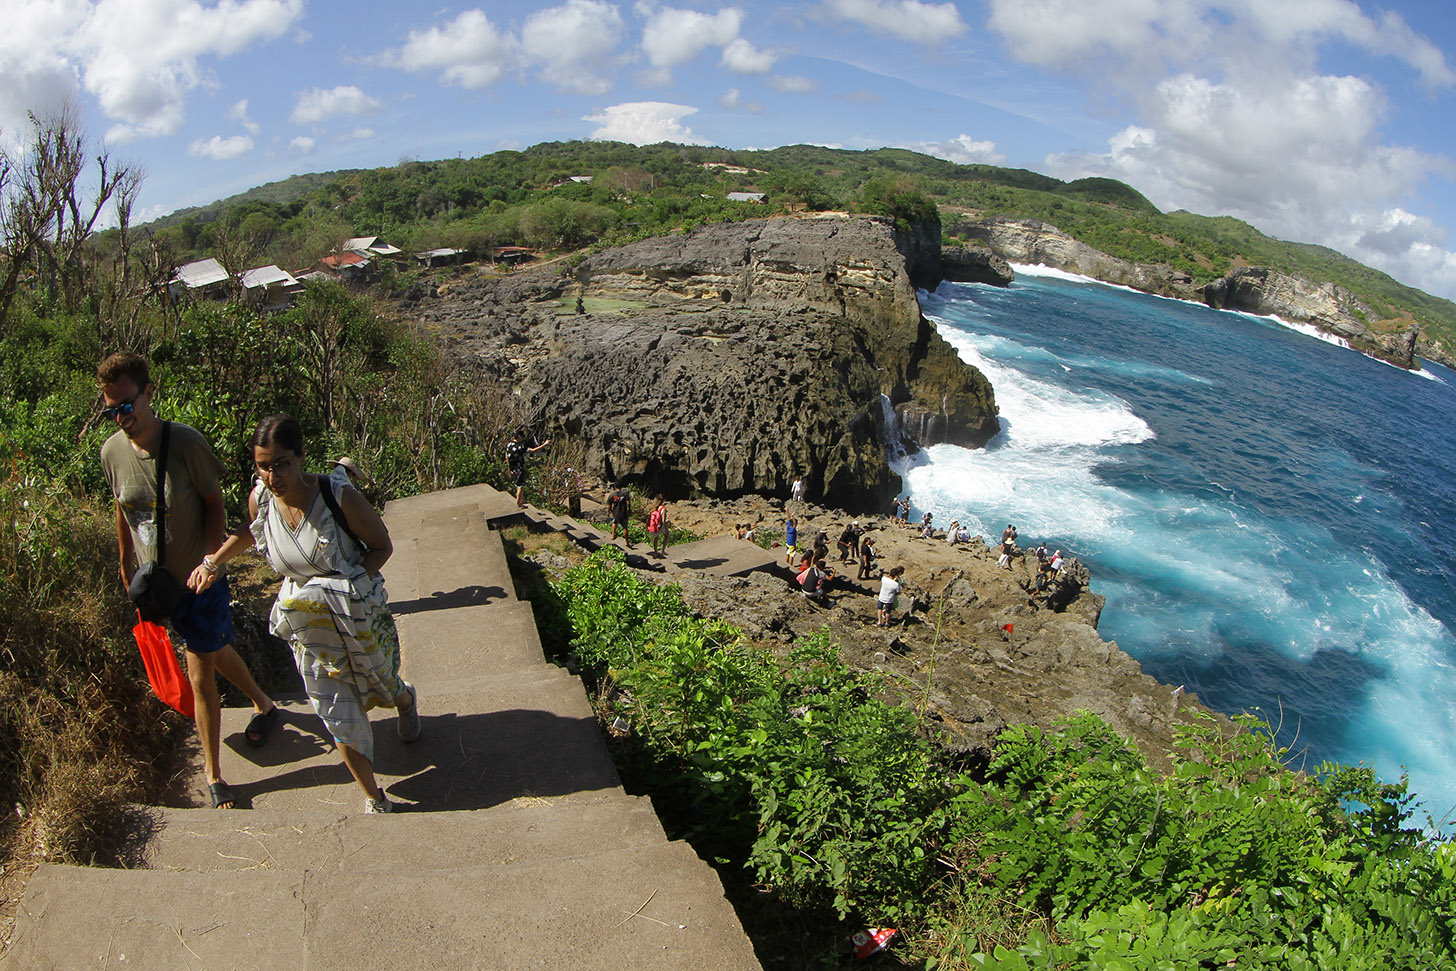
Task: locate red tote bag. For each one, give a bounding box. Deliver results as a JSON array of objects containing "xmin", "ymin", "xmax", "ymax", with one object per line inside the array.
[{"xmin": 132, "ymin": 615, "xmax": 194, "ymax": 717}]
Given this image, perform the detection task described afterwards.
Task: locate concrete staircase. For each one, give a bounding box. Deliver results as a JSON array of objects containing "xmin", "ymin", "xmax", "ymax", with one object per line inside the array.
[{"xmin": 2, "ymin": 484, "xmax": 761, "ymax": 970}]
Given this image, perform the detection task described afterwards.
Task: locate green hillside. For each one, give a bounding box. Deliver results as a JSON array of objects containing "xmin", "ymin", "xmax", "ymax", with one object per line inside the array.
[{"xmin": 137, "ymin": 141, "xmax": 1456, "ymax": 350}]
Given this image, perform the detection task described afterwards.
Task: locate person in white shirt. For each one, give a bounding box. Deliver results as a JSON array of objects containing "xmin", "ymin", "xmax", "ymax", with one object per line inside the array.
[{"xmin": 876, "ymin": 566, "xmax": 905, "ymax": 627}]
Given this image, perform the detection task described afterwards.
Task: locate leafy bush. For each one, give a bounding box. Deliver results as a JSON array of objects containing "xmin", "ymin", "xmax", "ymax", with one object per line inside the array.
[{"xmin": 542, "ymin": 550, "xmax": 1456, "ymax": 970}]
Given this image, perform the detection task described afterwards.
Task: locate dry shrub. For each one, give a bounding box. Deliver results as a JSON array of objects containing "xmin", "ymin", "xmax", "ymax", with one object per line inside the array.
[{"xmin": 0, "ymin": 482, "xmax": 186, "ymax": 867}]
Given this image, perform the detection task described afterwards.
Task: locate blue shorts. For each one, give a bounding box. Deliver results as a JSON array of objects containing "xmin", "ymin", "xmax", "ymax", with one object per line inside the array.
[{"xmin": 169, "ymin": 574, "xmax": 234, "ymax": 655}]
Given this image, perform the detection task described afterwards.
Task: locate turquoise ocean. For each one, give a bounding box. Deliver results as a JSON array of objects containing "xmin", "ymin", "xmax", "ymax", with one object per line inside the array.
[{"xmin": 901, "ymin": 267, "xmax": 1456, "ymax": 822}]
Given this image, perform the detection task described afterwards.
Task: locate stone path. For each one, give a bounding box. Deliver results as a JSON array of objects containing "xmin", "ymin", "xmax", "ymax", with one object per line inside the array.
[{"xmin": 2, "ymin": 484, "xmax": 761, "ymax": 971}]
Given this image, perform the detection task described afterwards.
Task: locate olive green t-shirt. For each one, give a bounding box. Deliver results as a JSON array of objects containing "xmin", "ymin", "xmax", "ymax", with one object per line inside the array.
[{"xmin": 100, "ymin": 422, "xmax": 226, "ymax": 586}]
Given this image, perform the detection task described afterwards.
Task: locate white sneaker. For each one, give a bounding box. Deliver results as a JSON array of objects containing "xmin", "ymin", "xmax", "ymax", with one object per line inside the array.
[
  {"xmin": 397, "ymin": 681, "xmax": 421, "ymax": 742},
  {"xmin": 365, "ymin": 794, "xmax": 393, "ymax": 814}
]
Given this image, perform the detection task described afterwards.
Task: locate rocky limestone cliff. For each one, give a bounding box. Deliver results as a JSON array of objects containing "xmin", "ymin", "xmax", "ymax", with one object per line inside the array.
[
  {"xmin": 962, "ymin": 217, "xmax": 1428, "ymax": 370},
  {"xmin": 419, "ymin": 214, "xmax": 999, "ymax": 510},
  {"xmin": 961, "ymin": 217, "xmax": 1196, "ymax": 296},
  {"xmin": 941, "ymin": 245, "xmax": 1015, "ymax": 287},
  {"xmin": 1202, "ymin": 267, "xmax": 1415, "ymax": 368}
]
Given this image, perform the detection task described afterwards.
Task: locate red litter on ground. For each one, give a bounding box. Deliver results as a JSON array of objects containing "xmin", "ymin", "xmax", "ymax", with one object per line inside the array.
[
  {"xmin": 852, "ymin": 928, "xmax": 897, "ymax": 959},
  {"xmin": 1001, "ymin": 622, "xmax": 1014, "ymax": 633}
]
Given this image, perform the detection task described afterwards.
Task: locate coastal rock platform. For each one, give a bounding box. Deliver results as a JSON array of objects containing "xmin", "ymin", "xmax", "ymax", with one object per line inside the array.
[{"xmin": 570, "ymin": 493, "xmax": 1224, "ymax": 772}]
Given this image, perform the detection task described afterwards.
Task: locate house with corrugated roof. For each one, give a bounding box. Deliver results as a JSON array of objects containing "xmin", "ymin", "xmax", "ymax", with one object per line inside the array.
[
  {"xmin": 240, "ymin": 265, "xmax": 304, "ymax": 310},
  {"xmin": 169, "ymin": 257, "xmax": 231, "ymax": 302},
  {"xmin": 414, "ymin": 247, "xmax": 470, "ymax": 268},
  {"xmin": 314, "ymin": 250, "xmax": 373, "ymax": 282},
  {"xmin": 342, "ymin": 236, "xmax": 405, "ymax": 258}
]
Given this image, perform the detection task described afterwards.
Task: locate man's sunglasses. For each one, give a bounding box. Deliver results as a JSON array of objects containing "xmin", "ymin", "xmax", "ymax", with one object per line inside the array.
[{"xmin": 100, "ymin": 397, "xmax": 139, "ymax": 421}]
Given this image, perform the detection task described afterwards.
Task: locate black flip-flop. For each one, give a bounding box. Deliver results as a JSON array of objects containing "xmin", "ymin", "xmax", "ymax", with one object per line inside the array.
[
  {"xmin": 245, "ymin": 705, "xmax": 280, "ymax": 748},
  {"xmin": 209, "ymin": 781, "xmax": 239, "ymax": 809}
]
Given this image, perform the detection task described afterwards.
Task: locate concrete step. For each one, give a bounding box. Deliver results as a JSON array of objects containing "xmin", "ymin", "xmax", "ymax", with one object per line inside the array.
[
  {"xmin": 143, "ymin": 789, "xmax": 668, "ymax": 874},
  {"xmin": 661, "ymin": 535, "xmax": 785, "ymax": 578},
  {"xmin": 382, "ymin": 482, "xmax": 523, "ymax": 522},
  {"xmin": 174, "ymin": 673, "xmax": 620, "ymax": 813},
  {"xmin": 2, "ymin": 866, "xmax": 301, "ymax": 971},
  {"xmin": 395, "ymin": 599, "xmax": 559, "ymax": 689},
  {"xmin": 384, "ymin": 512, "xmax": 516, "ymax": 606},
  {"xmin": 5, "ymin": 840, "xmax": 760, "ymax": 971}
]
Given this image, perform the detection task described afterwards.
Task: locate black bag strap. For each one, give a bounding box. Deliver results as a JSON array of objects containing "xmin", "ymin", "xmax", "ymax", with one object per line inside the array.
[
  {"xmin": 318, "ymin": 476, "xmax": 366, "ymax": 551},
  {"xmin": 153, "ymin": 421, "xmax": 171, "ymax": 566}
]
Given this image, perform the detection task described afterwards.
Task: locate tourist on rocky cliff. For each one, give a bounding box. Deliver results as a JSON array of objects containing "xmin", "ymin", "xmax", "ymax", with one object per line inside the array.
[
  {"xmin": 791, "ymin": 475, "xmax": 805, "ymax": 502},
  {"xmin": 197, "ymin": 414, "xmax": 421, "ymax": 814},
  {"xmin": 837, "ymin": 521, "xmax": 860, "ymax": 562},
  {"xmin": 799, "ymin": 554, "xmax": 830, "ymax": 604},
  {"xmin": 895, "ymin": 497, "xmax": 911, "ymax": 523},
  {"xmin": 857, "ymin": 532, "xmax": 878, "ymax": 580},
  {"xmin": 784, "ymin": 515, "xmax": 798, "ymax": 564},
  {"xmin": 505, "ymin": 426, "xmax": 551, "ymax": 508},
  {"xmin": 877, "ymin": 566, "xmax": 905, "ymax": 626},
  {"xmin": 921, "ymin": 512, "xmax": 934, "ymax": 538},
  {"xmin": 998, "ymin": 534, "xmax": 1017, "ymax": 569},
  {"xmin": 97, "ymin": 352, "xmax": 280, "ymax": 811},
  {"xmin": 563, "ymin": 466, "xmax": 583, "ymax": 518},
  {"xmin": 607, "ymin": 484, "xmax": 632, "ymax": 545},
  {"xmin": 1002, "ymin": 524, "xmax": 1018, "ymax": 545},
  {"xmin": 744, "ymin": 521, "xmax": 759, "ymax": 543},
  {"xmin": 647, "ymin": 496, "xmax": 669, "ymax": 556}
]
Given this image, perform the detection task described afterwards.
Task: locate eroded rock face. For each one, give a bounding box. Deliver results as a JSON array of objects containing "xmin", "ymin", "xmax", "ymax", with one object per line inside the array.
[
  {"xmin": 962, "ymin": 217, "xmax": 1195, "ymax": 295},
  {"xmin": 420, "ymin": 215, "xmax": 999, "ymax": 509},
  {"xmin": 941, "ymin": 245, "xmax": 1015, "ymax": 287},
  {"xmin": 1201, "ymin": 267, "xmax": 1415, "ymax": 367}
]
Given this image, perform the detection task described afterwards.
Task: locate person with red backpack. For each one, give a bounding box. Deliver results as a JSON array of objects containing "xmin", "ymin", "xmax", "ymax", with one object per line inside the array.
[{"xmin": 647, "ymin": 495, "xmax": 669, "ymax": 556}]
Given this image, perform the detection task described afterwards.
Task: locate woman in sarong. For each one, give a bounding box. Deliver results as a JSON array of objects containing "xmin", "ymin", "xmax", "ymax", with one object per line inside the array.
[{"xmin": 196, "ymin": 414, "xmax": 419, "ymax": 813}]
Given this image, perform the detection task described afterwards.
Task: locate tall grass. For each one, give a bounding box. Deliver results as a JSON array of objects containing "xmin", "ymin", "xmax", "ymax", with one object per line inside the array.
[{"xmin": 0, "ymin": 481, "xmax": 185, "ymax": 865}]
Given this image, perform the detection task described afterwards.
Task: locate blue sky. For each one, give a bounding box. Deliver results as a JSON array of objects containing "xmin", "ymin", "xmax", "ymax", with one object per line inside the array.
[{"xmin": 6, "ymin": 0, "xmax": 1456, "ymax": 298}]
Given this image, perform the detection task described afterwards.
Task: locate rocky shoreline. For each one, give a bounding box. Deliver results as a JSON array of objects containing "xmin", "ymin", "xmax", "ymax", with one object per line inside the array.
[
  {"xmin": 555, "ymin": 492, "xmax": 1223, "ymax": 771},
  {"xmin": 956, "ymin": 216, "xmax": 1445, "ymax": 370}
]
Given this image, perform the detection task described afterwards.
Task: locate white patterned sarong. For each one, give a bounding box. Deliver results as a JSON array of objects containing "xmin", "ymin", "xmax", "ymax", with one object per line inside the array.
[{"xmin": 251, "ymin": 468, "xmax": 403, "ymax": 763}]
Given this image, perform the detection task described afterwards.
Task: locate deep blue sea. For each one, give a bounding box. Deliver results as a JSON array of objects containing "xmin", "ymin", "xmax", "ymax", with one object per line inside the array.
[{"xmin": 901, "ymin": 267, "xmax": 1456, "ymax": 823}]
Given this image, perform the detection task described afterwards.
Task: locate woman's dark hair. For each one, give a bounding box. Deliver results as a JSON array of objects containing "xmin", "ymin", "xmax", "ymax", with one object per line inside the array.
[{"xmin": 252, "ymin": 414, "xmax": 305, "ymax": 455}]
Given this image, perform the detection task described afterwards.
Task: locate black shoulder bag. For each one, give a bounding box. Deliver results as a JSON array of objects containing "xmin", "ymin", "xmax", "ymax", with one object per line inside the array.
[
  {"xmin": 318, "ymin": 477, "xmax": 367, "ymax": 552},
  {"xmin": 128, "ymin": 421, "xmax": 186, "ymax": 622}
]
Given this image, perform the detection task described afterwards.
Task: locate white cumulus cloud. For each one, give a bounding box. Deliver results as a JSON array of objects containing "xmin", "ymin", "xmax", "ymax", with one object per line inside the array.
[
  {"xmin": 229, "ymin": 98, "xmax": 260, "ymax": 135},
  {"xmin": 720, "ymin": 37, "xmax": 776, "ymax": 74},
  {"xmin": 820, "ymin": 0, "xmax": 967, "ymax": 44},
  {"xmin": 289, "ymin": 135, "xmax": 315, "ymax": 155},
  {"xmin": 584, "ymin": 100, "xmax": 710, "ymax": 144},
  {"xmin": 0, "ymin": 0, "xmax": 303, "ymax": 142},
  {"xmin": 290, "ymin": 86, "xmax": 383, "ymax": 125},
  {"xmin": 386, "ymin": 9, "xmax": 515, "ymax": 89},
  {"xmin": 637, "ymin": 4, "xmax": 743, "ymax": 83},
  {"xmin": 188, "ymin": 133, "xmax": 253, "ymax": 160},
  {"xmin": 984, "ymin": 0, "xmax": 1455, "ymax": 86},
  {"xmin": 915, "ymin": 134, "xmax": 1005, "ymax": 165},
  {"xmin": 1045, "ymin": 71, "xmax": 1456, "ymax": 296},
  {"xmin": 521, "ymin": 0, "xmax": 625, "ymax": 95}
]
